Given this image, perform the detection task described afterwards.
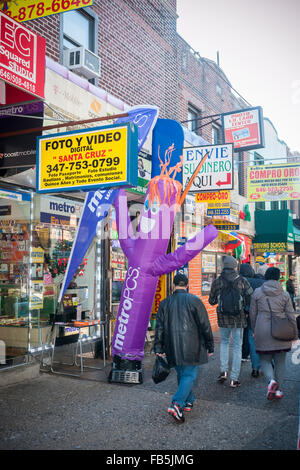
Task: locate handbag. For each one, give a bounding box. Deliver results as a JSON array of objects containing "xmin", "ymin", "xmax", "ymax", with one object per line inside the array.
[
  {"xmin": 266, "ymin": 298, "xmax": 295, "ymax": 341},
  {"xmin": 152, "ymin": 355, "xmax": 170, "ymax": 384}
]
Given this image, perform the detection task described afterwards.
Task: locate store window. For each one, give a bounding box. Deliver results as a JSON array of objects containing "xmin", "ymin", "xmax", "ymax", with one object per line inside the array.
[
  {"xmin": 212, "ymin": 125, "xmax": 222, "ymax": 145},
  {"xmin": 62, "ymin": 9, "xmax": 96, "ymax": 52},
  {"xmin": 187, "ymin": 105, "xmax": 201, "ymax": 135},
  {"xmin": 201, "ymin": 252, "xmax": 216, "ymax": 295}
]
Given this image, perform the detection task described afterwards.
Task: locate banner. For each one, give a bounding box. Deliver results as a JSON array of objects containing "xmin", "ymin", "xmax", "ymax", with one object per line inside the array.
[
  {"xmin": 4, "ymin": 0, "xmax": 93, "ymax": 22},
  {"xmin": 0, "ymin": 11, "xmax": 45, "ymax": 99},
  {"xmin": 151, "ymin": 118, "xmax": 184, "ymax": 181},
  {"xmin": 247, "ymin": 163, "xmax": 300, "ymax": 202},
  {"xmin": 222, "ymin": 106, "xmax": 264, "ymax": 152},
  {"xmin": 195, "ymin": 190, "xmax": 231, "ymax": 216},
  {"xmin": 58, "ymin": 189, "xmax": 118, "ymax": 302}
]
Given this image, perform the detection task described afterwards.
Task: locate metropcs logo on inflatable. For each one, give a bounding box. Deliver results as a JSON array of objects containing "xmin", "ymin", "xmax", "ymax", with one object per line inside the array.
[{"xmin": 114, "ymin": 267, "xmax": 140, "ymax": 352}]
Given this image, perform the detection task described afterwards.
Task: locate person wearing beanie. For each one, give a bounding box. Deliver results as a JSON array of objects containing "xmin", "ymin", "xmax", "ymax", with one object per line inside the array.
[
  {"xmin": 209, "ymin": 256, "xmax": 253, "ymax": 388},
  {"xmin": 250, "ymin": 267, "xmax": 298, "ymax": 400},
  {"xmin": 257, "ymin": 264, "xmax": 269, "ymax": 278},
  {"xmin": 239, "ymin": 263, "xmax": 266, "ymax": 378},
  {"xmin": 154, "ymin": 273, "xmax": 214, "ymax": 423}
]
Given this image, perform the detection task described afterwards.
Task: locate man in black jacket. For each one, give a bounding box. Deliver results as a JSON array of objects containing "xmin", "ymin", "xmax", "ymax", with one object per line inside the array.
[
  {"xmin": 286, "ymin": 274, "xmax": 296, "ymax": 310},
  {"xmin": 154, "ymin": 273, "xmax": 214, "ymax": 424}
]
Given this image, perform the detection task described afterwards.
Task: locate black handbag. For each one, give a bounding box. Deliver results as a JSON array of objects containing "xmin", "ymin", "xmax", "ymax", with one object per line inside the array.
[
  {"xmin": 266, "ymin": 298, "xmax": 295, "ymax": 341},
  {"xmin": 152, "ymin": 355, "xmax": 170, "ymax": 384}
]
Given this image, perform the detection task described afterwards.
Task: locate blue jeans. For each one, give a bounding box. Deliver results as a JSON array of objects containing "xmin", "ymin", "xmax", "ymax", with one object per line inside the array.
[
  {"xmin": 259, "ymin": 352, "xmax": 287, "ymax": 389},
  {"xmin": 219, "ymin": 327, "xmax": 243, "ymax": 381},
  {"xmin": 172, "ymin": 365, "xmax": 199, "ymax": 409},
  {"xmin": 248, "ymin": 327, "xmax": 260, "ymax": 370}
]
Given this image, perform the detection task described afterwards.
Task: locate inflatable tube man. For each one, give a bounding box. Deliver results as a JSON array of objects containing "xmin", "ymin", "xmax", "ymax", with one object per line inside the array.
[{"xmin": 109, "ymin": 146, "xmax": 218, "ymax": 383}]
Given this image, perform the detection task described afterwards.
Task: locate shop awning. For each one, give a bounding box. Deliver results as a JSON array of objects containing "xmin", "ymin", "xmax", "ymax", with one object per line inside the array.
[{"xmin": 253, "ymin": 209, "xmax": 295, "ymax": 253}]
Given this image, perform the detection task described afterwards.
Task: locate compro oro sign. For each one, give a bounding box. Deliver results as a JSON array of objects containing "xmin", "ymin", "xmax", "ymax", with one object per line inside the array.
[
  {"xmin": 222, "ymin": 106, "xmax": 264, "ymax": 152},
  {"xmin": 36, "ymin": 123, "xmax": 138, "ymax": 193},
  {"xmin": 183, "ymin": 144, "xmax": 233, "ymax": 192},
  {"xmin": 247, "ymin": 163, "xmax": 300, "ymax": 202},
  {"xmin": 0, "ymin": 11, "xmax": 46, "ymax": 99},
  {"xmin": 195, "ymin": 190, "xmax": 231, "ymax": 216}
]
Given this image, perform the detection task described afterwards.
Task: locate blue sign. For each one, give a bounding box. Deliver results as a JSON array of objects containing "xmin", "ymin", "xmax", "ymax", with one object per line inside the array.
[{"xmin": 207, "ymin": 208, "xmax": 231, "ymax": 216}]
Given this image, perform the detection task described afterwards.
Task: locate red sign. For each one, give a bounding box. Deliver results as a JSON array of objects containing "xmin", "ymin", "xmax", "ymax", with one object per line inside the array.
[
  {"xmin": 0, "ymin": 11, "xmax": 45, "ymax": 100},
  {"xmin": 222, "ymin": 106, "xmax": 264, "ymax": 152}
]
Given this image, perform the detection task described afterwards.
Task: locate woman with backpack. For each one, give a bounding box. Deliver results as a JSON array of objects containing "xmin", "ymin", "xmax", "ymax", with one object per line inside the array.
[{"xmin": 249, "ymin": 267, "xmax": 298, "ymax": 400}]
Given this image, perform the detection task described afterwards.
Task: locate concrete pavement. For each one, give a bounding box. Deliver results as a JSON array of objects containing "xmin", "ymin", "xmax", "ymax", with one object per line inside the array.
[{"xmin": 0, "ymin": 335, "xmax": 299, "ymax": 450}]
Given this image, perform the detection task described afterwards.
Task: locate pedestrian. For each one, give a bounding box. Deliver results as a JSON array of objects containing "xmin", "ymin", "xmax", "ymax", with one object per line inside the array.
[
  {"xmin": 286, "ymin": 274, "xmax": 296, "ymax": 310},
  {"xmin": 154, "ymin": 273, "xmax": 214, "ymax": 424},
  {"xmin": 209, "ymin": 255, "xmax": 253, "ymax": 388},
  {"xmin": 239, "ymin": 263, "xmax": 266, "ymax": 378},
  {"xmin": 250, "ymin": 267, "xmax": 298, "ymax": 400}
]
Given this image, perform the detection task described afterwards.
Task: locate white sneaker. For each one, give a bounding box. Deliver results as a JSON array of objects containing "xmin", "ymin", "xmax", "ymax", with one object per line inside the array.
[
  {"xmin": 274, "ymin": 390, "xmax": 283, "ymax": 399},
  {"xmin": 266, "ymin": 379, "xmax": 278, "ymax": 400}
]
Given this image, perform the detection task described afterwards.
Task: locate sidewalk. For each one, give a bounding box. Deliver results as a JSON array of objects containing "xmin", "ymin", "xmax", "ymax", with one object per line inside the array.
[{"xmin": 0, "ymin": 334, "xmax": 299, "ymax": 450}]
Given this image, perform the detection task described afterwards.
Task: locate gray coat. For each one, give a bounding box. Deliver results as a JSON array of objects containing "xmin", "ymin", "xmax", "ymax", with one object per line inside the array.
[{"xmin": 250, "ymin": 280, "xmax": 298, "ymax": 352}]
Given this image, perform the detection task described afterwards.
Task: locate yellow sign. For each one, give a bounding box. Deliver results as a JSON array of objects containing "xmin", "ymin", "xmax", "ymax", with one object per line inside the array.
[
  {"xmin": 4, "ymin": 0, "xmax": 93, "ymax": 23},
  {"xmin": 32, "ymin": 248, "xmax": 45, "ymax": 264},
  {"xmin": 195, "ymin": 190, "xmax": 231, "ymax": 206},
  {"xmin": 151, "ymin": 276, "xmax": 166, "ymax": 320},
  {"xmin": 247, "ymin": 163, "xmax": 300, "ymax": 202},
  {"xmin": 30, "ymin": 280, "xmax": 44, "ymax": 309},
  {"xmin": 37, "ymin": 123, "xmax": 138, "ymax": 193}
]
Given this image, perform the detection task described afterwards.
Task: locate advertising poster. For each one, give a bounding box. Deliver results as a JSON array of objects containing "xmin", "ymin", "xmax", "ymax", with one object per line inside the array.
[
  {"xmin": 29, "ymin": 280, "xmax": 44, "ymax": 309},
  {"xmin": 151, "ymin": 275, "xmax": 166, "ymax": 321},
  {"xmin": 222, "ymin": 106, "xmax": 264, "ymax": 152},
  {"xmin": 183, "ymin": 144, "xmax": 233, "ymax": 192},
  {"xmin": 201, "ymin": 253, "xmax": 216, "ymax": 273},
  {"xmin": 0, "ymin": 11, "xmax": 45, "ymax": 99},
  {"xmin": 4, "ymin": 0, "xmax": 93, "ymax": 22},
  {"xmin": 36, "ymin": 123, "xmax": 138, "ymax": 193},
  {"xmin": 247, "ymin": 163, "xmax": 300, "ymax": 202},
  {"xmin": 195, "ymin": 190, "xmax": 231, "ymax": 216}
]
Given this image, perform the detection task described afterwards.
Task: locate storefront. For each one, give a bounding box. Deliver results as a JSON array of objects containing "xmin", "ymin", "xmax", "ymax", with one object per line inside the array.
[
  {"xmin": 253, "ymin": 209, "xmax": 295, "ymax": 288},
  {"xmin": 0, "ymin": 186, "xmax": 99, "ymax": 367}
]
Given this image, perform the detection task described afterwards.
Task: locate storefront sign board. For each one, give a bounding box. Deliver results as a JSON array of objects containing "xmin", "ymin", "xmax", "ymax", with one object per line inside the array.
[
  {"xmin": 183, "ymin": 144, "xmax": 233, "ymax": 192},
  {"xmin": 221, "ymin": 106, "xmax": 264, "ymax": 152},
  {"xmin": 3, "ymin": 0, "xmax": 93, "ymax": 23},
  {"xmin": 253, "ymin": 242, "xmax": 293, "ymax": 253},
  {"xmin": 247, "ymin": 163, "xmax": 300, "ymax": 202},
  {"xmin": 212, "ymin": 219, "xmax": 239, "ymax": 231},
  {"xmin": 195, "ymin": 190, "xmax": 231, "ymax": 216},
  {"xmin": 36, "ymin": 123, "xmax": 138, "ymax": 193},
  {"xmin": 0, "ymin": 11, "xmax": 45, "ymax": 99},
  {"xmin": 151, "ymin": 275, "xmax": 166, "ymax": 321}
]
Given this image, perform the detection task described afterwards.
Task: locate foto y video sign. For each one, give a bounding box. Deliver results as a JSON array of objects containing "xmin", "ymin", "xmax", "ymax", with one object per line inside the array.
[
  {"xmin": 222, "ymin": 106, "xmax": 264, "ymax": 152},
  {"xmin": 36, "ymin": 123, "xmax": 138, "ymax": 193},
  {"xmin": 0, "ymin": 11, "xmax": 45, "ymax": 99}
]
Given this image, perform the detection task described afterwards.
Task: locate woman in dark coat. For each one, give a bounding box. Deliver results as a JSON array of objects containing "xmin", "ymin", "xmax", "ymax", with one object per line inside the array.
[{"xmin": 250, "ymin": 267, "xmax": 298, "ymax": 400}]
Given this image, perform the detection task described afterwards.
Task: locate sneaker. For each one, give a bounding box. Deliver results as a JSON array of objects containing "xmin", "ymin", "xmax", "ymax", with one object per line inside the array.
[
  {"xmin": 241, "ymin": 358, "xmax": 250, "ymax": 363},
  {"xmin": 218, "ymin": 371, "xmax": 228, "ymax": 383},
  {"xmin": 183, "ymin": 402, "xmax": 193, "ymax": 412},
  {"xmin": 168, "ymin": 402, "xmax": 185, "ymax": 423},
  {"xmin": 274, "ymin": 390, "xmax": 283, "ymax": 399},
  {"xmin": 266, "ymin": 379, "xmax": 278, "ymax": 400},
  {"xmin": 251, "ymin": 369, "xmax": 260, "ymax": 378},
  {"xmin": 229, "ymin": 380, "xmax": 241, "ymax": 388}
]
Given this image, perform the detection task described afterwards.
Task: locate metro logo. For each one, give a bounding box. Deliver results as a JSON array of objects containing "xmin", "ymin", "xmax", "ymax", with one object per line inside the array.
[{"xmin": 0, "ymin": 11, "xmax": 45, "ymax": 99}]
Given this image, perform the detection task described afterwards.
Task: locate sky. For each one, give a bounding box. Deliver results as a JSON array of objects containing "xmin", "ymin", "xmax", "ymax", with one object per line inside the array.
[{"xmin": 177, "ymin": 0, "xmax": 300, "ymax": 153}]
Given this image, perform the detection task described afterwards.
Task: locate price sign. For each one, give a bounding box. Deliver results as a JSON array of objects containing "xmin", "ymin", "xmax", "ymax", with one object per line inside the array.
[
  {"xmin": 3, "ymin": 0, "xmax": 93, "ymax": 23},
  {"xmin": 36, "ymin": 123, "xmax": 138, "ymax": 193}
]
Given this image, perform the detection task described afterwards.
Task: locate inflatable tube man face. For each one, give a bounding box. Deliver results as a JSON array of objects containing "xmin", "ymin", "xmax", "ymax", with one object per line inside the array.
[{"xmin": 112, "ymin": 146, "xmax": 218, "ymax": 361}]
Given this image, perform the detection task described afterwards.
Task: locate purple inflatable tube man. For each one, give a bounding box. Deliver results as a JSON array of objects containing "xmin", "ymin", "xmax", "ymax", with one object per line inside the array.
[{"xmin": 109, "ymin": 149, "xmax": 218, "ymax": 381}]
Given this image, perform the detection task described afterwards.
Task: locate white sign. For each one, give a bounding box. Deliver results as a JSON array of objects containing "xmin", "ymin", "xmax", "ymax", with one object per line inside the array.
[{"xmin": 183, "ymin": 143, "xmax": 234, "ymax": 192}]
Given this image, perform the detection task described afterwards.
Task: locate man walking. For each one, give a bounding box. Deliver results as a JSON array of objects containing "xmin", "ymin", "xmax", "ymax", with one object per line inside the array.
[
  {"xmin": 209, "ymin": 256, "xmax": 253, "ymax": 388},
  {"xmin": 154, "ymin": 273, "xmax": 214, "ymax": 424}
]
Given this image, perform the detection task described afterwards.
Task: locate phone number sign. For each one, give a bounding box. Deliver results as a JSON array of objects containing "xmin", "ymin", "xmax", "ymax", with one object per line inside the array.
[
  {"xmin": 36, "ymin": 123, "xmax": 138, "ymax": 193},
  {"xmin": 3, "ymin": 0, "xmax": 93, "ymax": 22}
]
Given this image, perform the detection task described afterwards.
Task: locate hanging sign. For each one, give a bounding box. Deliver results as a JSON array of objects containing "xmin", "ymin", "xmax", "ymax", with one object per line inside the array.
[
  {"xmin": 247, "ymin": 163, "xmax": 300, "ymax": 202},
  {"xmin": 183, "ymin": 143, "xmax": 233, "ymax": 192},
  {"xmin": 3, "ymin": 0, "xmax": 93, "ymax": 23},
  {"xmin": 195, "ymin": 190, "xmax": 231, "ymax": 216},
  {"xmin": 0, "ymin": 11, "xmax": 45, "ymax": 99},
  {"xmin": 221, "ymin": 106, "xmax": 264, "ymax": 152},
  {"xmin": 36, "ymin": 123, "xmax": 138, "ymax": 194},
  {"xmin": 212, "ymin": 219, "xmax": 239, "ymax": 231}
]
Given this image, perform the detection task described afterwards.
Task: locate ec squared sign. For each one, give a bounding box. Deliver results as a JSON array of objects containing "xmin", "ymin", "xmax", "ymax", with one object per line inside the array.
[{"xmin": 36, "ymin": 123, "xmax": 138, "ymax": 193}]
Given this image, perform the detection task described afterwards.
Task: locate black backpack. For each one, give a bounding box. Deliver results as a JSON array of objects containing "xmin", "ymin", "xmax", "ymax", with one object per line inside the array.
[{"xmin": 218, "ymin": 276, "xmax": 243, "ymax": 316}]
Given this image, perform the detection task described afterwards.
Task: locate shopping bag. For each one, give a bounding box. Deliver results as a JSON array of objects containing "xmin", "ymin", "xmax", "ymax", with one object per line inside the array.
[{"xmin": 152, "ymin": 355, "xmax": 170, "ymax": 384}]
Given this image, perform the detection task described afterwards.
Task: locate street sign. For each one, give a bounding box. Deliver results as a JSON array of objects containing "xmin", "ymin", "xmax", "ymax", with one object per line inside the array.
[
  {"xmin": 183, "ymin": 144, "xmax": 233, "ymax": 192},
  {"xmin": 36, "ymin": 122, "xmax": 138, "ymax": 193}
]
